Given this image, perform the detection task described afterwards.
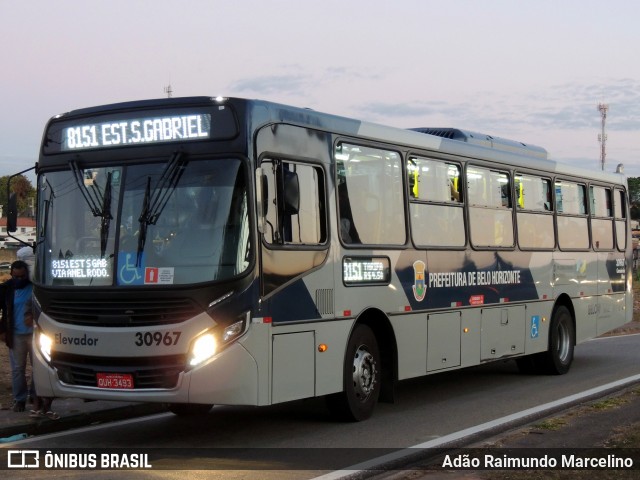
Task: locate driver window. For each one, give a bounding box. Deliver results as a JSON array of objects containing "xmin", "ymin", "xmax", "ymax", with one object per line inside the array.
[{"xmin": 262, "ymin": 159, "xmax": 326, "ymax": 246}]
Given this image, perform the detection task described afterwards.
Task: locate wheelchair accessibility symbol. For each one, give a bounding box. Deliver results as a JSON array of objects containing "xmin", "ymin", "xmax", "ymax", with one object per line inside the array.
[
  {"xmin": 530, "ymin": 315, "xmax": 540, "ymax": 339},
  {"xmin": 118, "ymin": 252, "xmax": 145, "ymax": 285}
]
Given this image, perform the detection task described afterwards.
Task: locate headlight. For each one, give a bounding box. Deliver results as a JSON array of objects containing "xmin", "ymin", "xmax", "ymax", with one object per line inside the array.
[
  {"xmin": 222, "ymin": 320, "xmax": 244, "ymax": 342},
  {"xmin": 188, "ymin": 319, "xmax": 247, "ymax": 368},
  {"xmin": 189, "ymin": 333, "xmax": 217, "ymax": 367},
  {"xmin": 38, "ymin": 331, "xmax": 53, "ymax": 363}
]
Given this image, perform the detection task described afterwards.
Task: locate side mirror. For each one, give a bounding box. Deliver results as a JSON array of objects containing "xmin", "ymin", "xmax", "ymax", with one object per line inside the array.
[
  {"xmin": 7, "ymin": 193, "xmax": 18, "ymax": 232},
  {"xmin": 282, "ymin": 170, "xmax": 299, "ymax": 215},
  {"xmin": 255, "ymin": 168, "xmax": 268, "ymax": 233}
]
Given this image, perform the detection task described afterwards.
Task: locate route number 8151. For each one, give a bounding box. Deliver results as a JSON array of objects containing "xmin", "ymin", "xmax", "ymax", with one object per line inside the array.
[{"xmin": 135, "ymin": 331, "xmax": 182, "ymax": 347}]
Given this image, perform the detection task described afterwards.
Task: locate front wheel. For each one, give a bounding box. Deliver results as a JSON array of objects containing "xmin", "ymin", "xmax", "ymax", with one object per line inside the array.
[{"xmin": 326, "ymin": 324, "xmax": 380, "ymax": 422}]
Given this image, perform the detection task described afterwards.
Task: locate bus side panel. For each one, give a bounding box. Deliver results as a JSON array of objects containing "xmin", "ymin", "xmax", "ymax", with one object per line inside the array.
[
  {"xmin": 266, "ymin": 320, "xmax": 353, "ymax": 402},
  {"xmin": 188, "ymin": 343, "xmax": 259, "ymax": 405},
  {"xmin": 237, "ymin": 321, "xmax": 272, "ymax": 406},
  {"xmin": 272, "ymin": 331, "xmax": 315, "ymax": 403},
  {"xmin": 553, "ymin": 251, "xmax": 597, "ymax": 344},
  {"xmin": 427, "ymin": 312, "xmax": 461, "ymax": 371},
  {"xmin": 572, "ymin": 296, "xmax": 597, "ymax": 344},
  {"xmin": 596, "ymin": 251, "xmax": 631, "ymax": 335},
  {"xmin": 522, "ymin": 301, "xmax": 554, "ymax": 355},
  {"xmin": 459, "ymin": 308, "xmax": 482, "ymax": 368},
  {"xmin": 596, "ymin": 293, "xmax": 628, "ymax": 336},
  {"xmin": 480, "ymin": 305, "xmax": 525, "ymax": 361},
  {"xmin": 390, "ymin": 313, "xmax": 427, "ymax": 380},
  {"xmin": 313, "ymin": 320, "xmax": 353, "ymax": 397}
]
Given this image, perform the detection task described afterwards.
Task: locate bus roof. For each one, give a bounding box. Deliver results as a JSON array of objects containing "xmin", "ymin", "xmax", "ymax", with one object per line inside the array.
[
  {"xmin": 48, "ymin": 96, "xmax": 627, "ymax": 187},
  {"xmin": 245, "ymin": 98, "xmax": 627, "ymax": 186}
]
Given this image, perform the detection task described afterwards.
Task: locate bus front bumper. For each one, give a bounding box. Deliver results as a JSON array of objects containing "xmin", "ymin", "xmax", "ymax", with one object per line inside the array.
[{"xmin": 33, "ymin": 341, "xmax": 260, "ymax": 406}]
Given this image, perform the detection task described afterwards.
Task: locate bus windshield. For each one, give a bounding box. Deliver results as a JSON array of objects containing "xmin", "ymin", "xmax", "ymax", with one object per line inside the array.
[{"xmin": 38, "ymin": 158, "xmax": 251, "ymax": 286}]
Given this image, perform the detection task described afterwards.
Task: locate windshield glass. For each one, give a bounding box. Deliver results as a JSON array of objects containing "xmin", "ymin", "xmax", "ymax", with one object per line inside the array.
[{"xmin": 38, "ymin": 158, "xmax": 251, "ymax": 286}]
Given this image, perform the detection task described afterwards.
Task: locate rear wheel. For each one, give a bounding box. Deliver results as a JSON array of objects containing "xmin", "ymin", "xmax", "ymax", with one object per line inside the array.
[
  {"xmin": 167, "ymin": 403, "xmax": 213, "ymax": 416},
  {"xmin": 327, "ymin": 324, "xmax": 380, "ymax": 421},
  {"xmin": 517, "ymin": 305, "xmax": 575, "ymax": 375},
  {"xmin": 542, "ymin": 305, "xmax": 575, "ymax": 374}
]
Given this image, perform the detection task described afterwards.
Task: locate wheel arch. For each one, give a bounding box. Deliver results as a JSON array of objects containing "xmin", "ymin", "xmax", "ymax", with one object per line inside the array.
[
  {"xmin": 553, "ymin": 294, "xmax": 576, "ymax": 346},
  {"xmin": 353, "ymin": 307, "xmax": 398, "ymax": 403}
]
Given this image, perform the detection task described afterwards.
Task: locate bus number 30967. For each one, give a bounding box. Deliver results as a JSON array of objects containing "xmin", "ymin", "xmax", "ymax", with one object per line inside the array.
[{"xmin": 135, "ymin": 331, "xmax": 182, "ymax": 347}]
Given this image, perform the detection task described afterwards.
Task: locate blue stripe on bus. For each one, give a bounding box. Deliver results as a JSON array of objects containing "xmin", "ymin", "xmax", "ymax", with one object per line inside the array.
[{"xmin": 261, "ymin": 279, "xmax": 321, "ymax": 323}]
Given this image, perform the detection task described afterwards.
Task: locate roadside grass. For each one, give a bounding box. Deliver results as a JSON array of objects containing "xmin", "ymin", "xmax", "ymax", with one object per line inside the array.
[
  {"xmin": 590, "ymin": 396, "xmax": 630, "ymax": 410},
  {"xmin": 605, "ymin": 424, "xmax": 640, "ymax": 448},
  {"xmin": 531, "ymin": 418, "xmax": 568, "ymax": 431},
  {"xmin": 478, "ymin": 389, "xmax": 640, "ymax": 480}
]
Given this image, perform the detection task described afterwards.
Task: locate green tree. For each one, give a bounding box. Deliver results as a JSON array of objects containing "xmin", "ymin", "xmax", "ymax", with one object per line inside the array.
[
  {"xmin": 628, "ymin": 177, "xmax": 640, "ymax": 221},
  {"xmin": 0, "ymin": 174, "xmax": 36, "ymax": 218}
]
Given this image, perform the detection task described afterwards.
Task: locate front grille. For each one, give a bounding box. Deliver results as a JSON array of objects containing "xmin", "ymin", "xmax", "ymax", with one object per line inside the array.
[
  {"xmin": 52, "ymin": 352, "xmax": 187, "ymax": 389},
  {"xmin": 47, "ymin": 297, "xmax": 199, "ymax": 326}
]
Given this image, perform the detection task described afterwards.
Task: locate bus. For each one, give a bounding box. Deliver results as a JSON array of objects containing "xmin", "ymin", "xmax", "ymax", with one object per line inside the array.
[{"xmin": 12, "ymin": 96, "xmax": 632, "ymax": 421}]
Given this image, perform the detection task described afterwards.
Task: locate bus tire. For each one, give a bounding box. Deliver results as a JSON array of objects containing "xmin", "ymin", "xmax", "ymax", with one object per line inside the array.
[
  {"xmin": 167, "ymin": 403, "xmax": 213, "ymax": 416},
  {"xmin": 540, "ymin": 305, "xmax": 575, "ymax": 375},
  {"xmin": 327, "ymin": 324, "xmax": 380, "ymax": 422}
]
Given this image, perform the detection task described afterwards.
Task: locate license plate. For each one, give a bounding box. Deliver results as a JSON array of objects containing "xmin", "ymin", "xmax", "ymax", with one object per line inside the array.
[{"xmin": 96, "ymin": 373, "xmax": 134, "ymax": 389}]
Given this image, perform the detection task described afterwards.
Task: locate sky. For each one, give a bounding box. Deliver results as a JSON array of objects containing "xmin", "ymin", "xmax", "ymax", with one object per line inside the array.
[{"xmin": 1, "ymin": 0, "xmax": 640, "ymax": 181}]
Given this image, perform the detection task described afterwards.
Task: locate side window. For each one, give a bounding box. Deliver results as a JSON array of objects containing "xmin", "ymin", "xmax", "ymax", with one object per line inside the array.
[
  {"xmin": 555, "ymin": 180, "xmax": 587, "ymax": 215},
  {"xmin": 407, "ymin": 157, "xmax": 462, "ymax": 203},
  {"xmin": 615, "ymin": 188, "xmax": 627, "ymax": 250},
  {"xmin": 590, "ymin": 185, "xmax": 613, "ymax": 250},
  {"xmin": 408, "ymin": 157, "xmax": 465, "ymax": 247},
  {"xmin": 614, "ymin": 189, "xmax": 626, "ymax": 219},
  {"xmin": 555, "ymin": 180, "xmax": 589, "ymax": 249},
  {"xmin": 261, "ymin": 159, "xmax": 326, "ymax": 246},
  {"xmin": 515, "ymin": 174, "xmax": 552, "ymax": 211},
  {"xmin": 467, "ymin": 166, "xmax": 511, "ymax": 209},
  {"xmin": 590, "ymin": 185, "xmax": 612, "ymax": 217},
  {"xmin": 515, "ymin": 174, "xmax": 554, "ymax": 249},
  {"xmin": 336, "ymin": 143, "xmax": 405, "ymax": 245},
  {"xmin": 467, "ymin": 166, "xmax": 513, "ymax": 248}
]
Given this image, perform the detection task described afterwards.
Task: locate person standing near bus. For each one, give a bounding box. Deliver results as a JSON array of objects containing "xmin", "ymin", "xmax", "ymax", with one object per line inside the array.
[{"xmin": 0, "ymin": 260, "xmax": 35, "ymax": 412}]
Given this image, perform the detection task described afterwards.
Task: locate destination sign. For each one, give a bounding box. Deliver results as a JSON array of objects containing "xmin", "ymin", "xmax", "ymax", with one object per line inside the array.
[
  {"xmin": 61, "ymin": 113, "xmax": 212, "ymax": 151},
  {"xmin": 50, "ymin": 257, "xmax": 111, "ymax": 279},
  {"xmin": 343, "ymin": 256, "xmax": 390, "ymax": 285}
]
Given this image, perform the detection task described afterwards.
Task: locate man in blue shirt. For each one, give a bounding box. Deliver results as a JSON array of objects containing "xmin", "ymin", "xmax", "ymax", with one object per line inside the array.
[{"xmin": 0, "ymin": 260, "xmax": 35, "ymax": 412}]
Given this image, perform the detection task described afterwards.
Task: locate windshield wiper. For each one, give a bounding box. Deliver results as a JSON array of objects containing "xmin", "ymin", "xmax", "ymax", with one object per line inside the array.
[
  {"xmin": 69, "ymin": 159, "xmax": 102, "ymax": 216},
  {"xmin": 99, "ymin": 172, "xmax": 113, "ymax": 258},
  {"xmin": 69, "ymin": 160, "xmax": 113, "ymax": 258},
  {"xmin": 136, "ymin": 151, "xmax": 187, "ymax": 266},
  {"xmin": 136, "ymin": 177, "xmax": 151, "ymax": 267}
]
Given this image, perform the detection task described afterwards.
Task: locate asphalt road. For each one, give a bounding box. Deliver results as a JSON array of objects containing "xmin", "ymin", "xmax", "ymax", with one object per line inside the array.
[{"xmin": 3, "ymin": 333, "xmax": 640, "ymax": 479}]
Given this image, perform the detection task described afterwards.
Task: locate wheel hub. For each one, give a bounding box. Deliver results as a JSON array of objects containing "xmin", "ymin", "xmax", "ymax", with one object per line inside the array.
[
  {"xmin": 352, "ymin": 345, "xmax": 377, "ymax": 402},
  {"xmin": 556, "ymin": 321, "xmax": 571, "ymax": 363}
]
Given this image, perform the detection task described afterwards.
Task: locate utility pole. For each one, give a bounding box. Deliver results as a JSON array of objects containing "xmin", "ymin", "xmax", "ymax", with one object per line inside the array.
[
  {"xmin": 597, "ymin": 103, "xmax": 608, "ymax": 171},
  {"xmin": 164, "ymin": 84, "xmax": 173, "ymax": 98}
]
